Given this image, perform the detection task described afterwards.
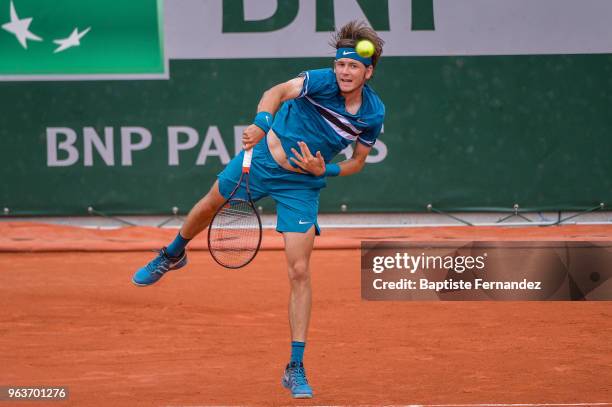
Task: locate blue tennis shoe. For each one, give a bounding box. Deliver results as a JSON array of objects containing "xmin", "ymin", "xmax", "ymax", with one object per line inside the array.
[
  {"xmin": 282, "ymin": 361, "xmax": 313, "ymax": 399},
  {"xmin": 132, "ymin": 247, "xmax": 187, "ymax": 286}
]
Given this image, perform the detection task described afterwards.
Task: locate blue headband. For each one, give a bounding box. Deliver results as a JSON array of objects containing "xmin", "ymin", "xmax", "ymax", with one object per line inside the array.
[{"xmin": 335, "ymin": 47, "xmax": 372, "ymax": 66}]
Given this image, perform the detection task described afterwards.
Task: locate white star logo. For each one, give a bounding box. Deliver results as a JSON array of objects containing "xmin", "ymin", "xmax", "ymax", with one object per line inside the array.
[
  {"xmin": 53, "ymin": 27, "xmax": 90, "ymax": 53},
  {"xmin": 1, "ymin": 0, "xmax": 43, "ymax": 49}
]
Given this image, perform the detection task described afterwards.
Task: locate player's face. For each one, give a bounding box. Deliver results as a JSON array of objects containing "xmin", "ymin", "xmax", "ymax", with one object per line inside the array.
[{"xmin": 334, "ymin": 58, "xmax": 373, "ymax": 94}]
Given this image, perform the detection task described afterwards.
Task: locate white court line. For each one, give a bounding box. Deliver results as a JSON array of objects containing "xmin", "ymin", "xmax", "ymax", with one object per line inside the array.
[
  {"xmin": 289, "ymin": 404, "xmax": 612, "ymax": 407},
  {"xmin": 408, "ymin": 403, "xmax": 612, "ymax": 407},
  {"xmin": 168, "ymin": 403, "xmax": 612, "ymax": 407}
]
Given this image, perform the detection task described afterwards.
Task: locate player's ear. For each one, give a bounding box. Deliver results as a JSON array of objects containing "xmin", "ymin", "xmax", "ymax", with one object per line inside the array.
[{"xmin": 365, "ymin": 65, "xmax": 374, "ymax": 80}]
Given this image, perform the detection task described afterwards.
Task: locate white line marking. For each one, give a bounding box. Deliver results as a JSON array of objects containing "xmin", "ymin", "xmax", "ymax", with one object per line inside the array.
[
  {"xmin": 285, "ymin": 404, "xmax": 612, "ymax": 407},
  {"xmin": 412, "ymin": 403, "xmax": 612, "ymax": 407},
  {"xmin": 171, "ymin": 404, "xmax": 612, "ymax": 407}
]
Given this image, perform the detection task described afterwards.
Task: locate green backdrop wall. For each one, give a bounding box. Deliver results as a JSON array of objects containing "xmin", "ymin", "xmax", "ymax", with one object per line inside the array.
[{"xmin": 2, "ymin": 54, "xmax": 611, "ymax": 215}]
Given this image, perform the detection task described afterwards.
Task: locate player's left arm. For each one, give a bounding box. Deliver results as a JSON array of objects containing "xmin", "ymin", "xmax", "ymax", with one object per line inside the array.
[{"xmin": 336, "ymin": 142, "xmax": 370, "ymax": 176}]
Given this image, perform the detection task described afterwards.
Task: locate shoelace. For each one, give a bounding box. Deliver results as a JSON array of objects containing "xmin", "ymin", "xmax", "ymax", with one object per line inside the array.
[
  {"xmin": 145, "ymin": 250, "xmax": 172, "ymax": 276},
  {"xmin": 291, "ymin": 367, "xmax": 308, "ymax": 386}
]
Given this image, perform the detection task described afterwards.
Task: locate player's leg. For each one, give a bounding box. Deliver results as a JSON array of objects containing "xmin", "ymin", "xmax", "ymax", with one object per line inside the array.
[
  {"xmin": 180, "ymin": 180, "xmax": 226, "ymax": 239},
  {"xmin": 162, "ymin": 180, "xmax": 228, "ymax": 258},
  {"xmin": 272, "ymin": 186, "xmax": 320, "ymax": 399},
  {"xmin": 132, "ymin": 145, "xmax": 268, "ymax": 286},
  {"xmin": 182, "ymin": 145, "xmax": 269, "ymax": 241},
  {"xmin": 281, "ymin": 227, "xmax": 316, "ymax": 399},
  {"xmin": 132, "ymin": 148, "xmax": 250, "ymax": 286},
  {"xmin": 131, "ymin": 181, "xmax": 226, "ymax": 286},
  {"xmin": 284, "ymin": 227, "xmax": 316, "ymax": 343}
]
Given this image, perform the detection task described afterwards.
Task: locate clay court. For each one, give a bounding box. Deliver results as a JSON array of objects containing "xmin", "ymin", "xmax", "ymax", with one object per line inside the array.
[
  {"xmin": 1, "ymin": 223, "xmax": 611, "ymax": 406},
  {"xmin": 3, "ymin": 2, "xmax": 612, "ymax": 405}
]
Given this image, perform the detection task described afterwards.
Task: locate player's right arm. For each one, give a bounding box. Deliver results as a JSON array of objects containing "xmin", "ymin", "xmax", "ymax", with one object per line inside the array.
[
  {"xmin": 258, "ymin": 77, "xmax": 305, "ymax": 112},
  {"xmin": 242, "ymin": 77, "xmax": 305, "ymax": 150}
]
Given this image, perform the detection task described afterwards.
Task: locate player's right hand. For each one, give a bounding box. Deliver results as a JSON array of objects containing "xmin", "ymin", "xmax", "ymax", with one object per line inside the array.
[{"xmin": 242, "ymin": 125, "xmax": 265, "ymax": 150}]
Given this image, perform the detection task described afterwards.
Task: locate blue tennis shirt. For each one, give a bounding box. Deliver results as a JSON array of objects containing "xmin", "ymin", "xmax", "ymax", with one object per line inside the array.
[{"xmin": 271, "ymin": 68, "xmax": 385, "ymax": 164}]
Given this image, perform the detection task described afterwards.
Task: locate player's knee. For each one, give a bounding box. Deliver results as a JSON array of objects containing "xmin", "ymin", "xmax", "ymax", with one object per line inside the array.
[
  {"xmin": 288, "ymin": 260, "xmax": 310, "ymax": 283},
  {"xmin": 194, "ymin": 191, "xmax": 223, "ymax": 216},
  {"xmin": 188, "ymin": 200, "xmax": 212, "ymax": 220},
  {"xmin": 199, "ymin": 197, "xmax": 218, "ymax": 214}
]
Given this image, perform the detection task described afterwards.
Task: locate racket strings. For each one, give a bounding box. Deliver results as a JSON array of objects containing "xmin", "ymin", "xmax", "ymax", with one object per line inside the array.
[{"xmin": 209, "ymin": 198, "xmax": 261, "ymax": 268}]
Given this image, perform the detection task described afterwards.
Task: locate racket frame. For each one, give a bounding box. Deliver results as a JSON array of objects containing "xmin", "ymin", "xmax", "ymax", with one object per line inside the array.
[{"xmin": 207, "ymin": 149, "xmax": 263, "ymax": 269}]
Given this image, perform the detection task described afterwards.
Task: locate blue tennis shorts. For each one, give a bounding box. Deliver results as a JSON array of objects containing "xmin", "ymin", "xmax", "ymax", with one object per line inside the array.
[{"xmin": 217, "ymin": 137, "xmax": 326, "ymax": 235}]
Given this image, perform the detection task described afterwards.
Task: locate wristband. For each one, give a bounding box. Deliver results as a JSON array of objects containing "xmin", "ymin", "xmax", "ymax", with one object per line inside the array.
[
  {"xmin": 253, "ymin": 111, "xmax": 273, "ymax": 134},
  {"xmin": 324, "ymin": 163, "xmax": 341, "ymax": 177}
]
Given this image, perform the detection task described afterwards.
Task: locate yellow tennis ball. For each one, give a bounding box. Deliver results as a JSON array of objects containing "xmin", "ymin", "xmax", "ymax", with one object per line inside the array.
[{"xmin": 356, "ymin": 40, "xmax": 375, "ymax": 58}]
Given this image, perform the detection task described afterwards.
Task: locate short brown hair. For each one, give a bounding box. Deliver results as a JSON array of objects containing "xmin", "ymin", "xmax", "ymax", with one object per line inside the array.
[{"xmin": 330, "ymin": 20, "xmax": 385, "ymax": 68}]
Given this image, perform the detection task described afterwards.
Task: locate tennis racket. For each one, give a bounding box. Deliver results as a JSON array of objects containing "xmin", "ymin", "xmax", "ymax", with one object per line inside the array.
[{"xmin": 208, "ymin": 149, "xmax": 263, "ymax": 268}]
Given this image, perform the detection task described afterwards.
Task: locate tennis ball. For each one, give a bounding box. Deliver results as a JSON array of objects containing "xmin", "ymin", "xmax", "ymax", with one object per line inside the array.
[{"xmin": 356, "ymin": 40, "xmax": 375, "ymax": 58}]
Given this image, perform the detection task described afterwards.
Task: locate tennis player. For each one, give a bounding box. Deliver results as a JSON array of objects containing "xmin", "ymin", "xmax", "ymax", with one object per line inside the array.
[{"xmin": 132, "ymin": 20, "xmax": 385, "ymax": 399}]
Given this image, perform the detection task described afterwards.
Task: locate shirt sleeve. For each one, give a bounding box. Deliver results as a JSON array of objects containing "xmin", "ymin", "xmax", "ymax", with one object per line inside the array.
[
  {"xmin": 357, "ymin": 121, "xmax": 383, "ymax": 147},
  {"xmin": 297, "ymin": 68, "xmax": 336, "ymax": 98}
]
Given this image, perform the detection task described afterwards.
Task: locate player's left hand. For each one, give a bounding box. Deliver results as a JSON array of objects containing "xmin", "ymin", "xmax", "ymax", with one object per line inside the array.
[{"xmin": 290, "ymin": 141, "xmax": 326, "ymax": 176}]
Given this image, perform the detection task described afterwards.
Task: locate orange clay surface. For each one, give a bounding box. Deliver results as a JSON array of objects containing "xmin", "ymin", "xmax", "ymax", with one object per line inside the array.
[{"xmin": 0, "ymin": 223, "xmax": 611, "ymax": 406}]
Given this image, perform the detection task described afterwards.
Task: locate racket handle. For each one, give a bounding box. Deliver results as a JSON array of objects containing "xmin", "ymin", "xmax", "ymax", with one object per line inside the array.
[{"xmin": 242, "ymin": 148, "xmax": 253, "ymax": 172}]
